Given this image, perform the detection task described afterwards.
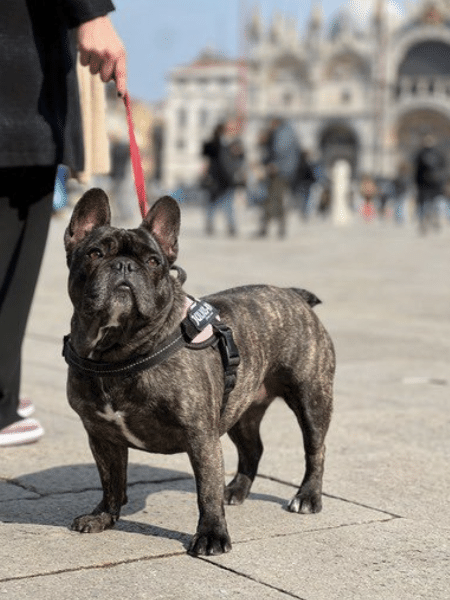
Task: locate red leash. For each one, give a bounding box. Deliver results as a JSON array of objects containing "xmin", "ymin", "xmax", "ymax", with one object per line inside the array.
[{"xmin": 123, "ymin": 92, "xmax": 149, "ymax": 218}]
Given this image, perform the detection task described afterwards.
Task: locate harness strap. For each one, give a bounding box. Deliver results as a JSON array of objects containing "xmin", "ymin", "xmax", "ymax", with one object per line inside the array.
[
  {"xmin": 213, "ymin": 321, "xmax": 240, "ymax": 405},
  {"xmin": 63, "ymin": 299, "xmax": 240, "ymax": 411}
]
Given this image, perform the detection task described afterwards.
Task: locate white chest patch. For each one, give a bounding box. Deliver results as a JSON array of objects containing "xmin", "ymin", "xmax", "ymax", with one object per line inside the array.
[{"xmin": 96, "ymin": 404, "xmax": 146, "ymax": 449}]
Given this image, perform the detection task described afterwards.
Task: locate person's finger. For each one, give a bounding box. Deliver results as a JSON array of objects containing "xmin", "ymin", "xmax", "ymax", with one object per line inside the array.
[
  {"xmin": 89, "ymin": 56, "xmax": 102, "ymax": 76},
  {"xmin": 79, "ymin": 50, "xmax": 91, "ymax": 67},
  {"xmin": 100, "ymin": 57, "xmax": 115, "ymax": 84},
  {"xmin": 113, "ymin": 54, "xmax": 127, "ymax": 97}
]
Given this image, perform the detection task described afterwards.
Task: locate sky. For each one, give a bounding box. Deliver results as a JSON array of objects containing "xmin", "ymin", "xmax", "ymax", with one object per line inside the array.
[{"xmin": 110, "ymin": 0, "xmax": 406, "ymax": 104}]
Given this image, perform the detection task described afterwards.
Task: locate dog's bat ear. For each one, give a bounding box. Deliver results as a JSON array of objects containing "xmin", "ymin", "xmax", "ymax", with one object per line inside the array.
[
  {"xmin": 64, "ymin": 188, "xmax": 111, "ymax": 257},
  {"xmin": 142, "ymin": 196, "xmax": 180, "ymax": 265}
]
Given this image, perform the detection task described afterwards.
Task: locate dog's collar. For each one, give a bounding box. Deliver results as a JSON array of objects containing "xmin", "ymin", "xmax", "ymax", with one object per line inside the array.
[
  {"xmin": 62, "ymin": 297, "xmax": 240, "ymax": 410},
  {"xmin": 63, "ymin": 297, "xmax": 218, "ymax": 377}
]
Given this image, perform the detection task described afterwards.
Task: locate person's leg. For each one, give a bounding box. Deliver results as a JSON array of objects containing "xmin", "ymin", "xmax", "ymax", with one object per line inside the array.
[
  {"xmin": 275, "ymin": 176, "xmax": 287, "ymax": 238},
  {"xmin": 205, "ymin": 196, "xmax": 217, "ymax": 235},
  {"xmin": 222, "ymin": 188, "xmax": 237, "ymax": 236},
  {"xmin": 0, "ymin": 166, "xmax": 56, "ymax": 434},
  {"xmin": 416, "ymin": 188, "xmax": 426, "ymax": 234}
]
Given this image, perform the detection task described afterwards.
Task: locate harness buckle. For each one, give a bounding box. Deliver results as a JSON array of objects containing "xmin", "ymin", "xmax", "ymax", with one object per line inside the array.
[
  {"xmin": 215, "ymin": 324, "xmax": 240, "ymax": 367},
  {"xmin": 182, "ymin": 299, "xmax": 219, "ymax": 341}
]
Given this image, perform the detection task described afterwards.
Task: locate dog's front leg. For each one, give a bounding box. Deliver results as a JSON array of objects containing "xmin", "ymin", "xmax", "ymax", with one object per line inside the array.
[
  {"xmin": 187, "ymin": 433, "xmax": 231, "ymax": 556},
  {"xmin": 71, "ymin": 435, "xmax": 128, "ymax": 533}
]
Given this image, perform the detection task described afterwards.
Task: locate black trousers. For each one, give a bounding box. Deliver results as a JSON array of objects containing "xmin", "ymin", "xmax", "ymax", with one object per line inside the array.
[{"xmin": 0, "ymin": 166, "xmax": 56, "ymax": 428}]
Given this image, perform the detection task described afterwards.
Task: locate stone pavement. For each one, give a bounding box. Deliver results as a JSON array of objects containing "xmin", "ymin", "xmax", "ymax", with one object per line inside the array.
[{"xmin": 0, "ymin": 202, "xmax": 449, "ymax": 599}]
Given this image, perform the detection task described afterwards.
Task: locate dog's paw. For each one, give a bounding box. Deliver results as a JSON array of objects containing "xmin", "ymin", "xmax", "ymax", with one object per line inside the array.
[
  {"xmin": 188, "ymin": 530, "xmax": 232, "ymax": 556},
  {"xmin": 71, "ymin": 512, "xmax": 116, "ymax": 533},
  {"xmin": 287, "ymin": 491, "xmax": 322, "ymax": 514},
  {"xmin": 224, "ymin": 474, "xmax": 252, "ymax": 506}
]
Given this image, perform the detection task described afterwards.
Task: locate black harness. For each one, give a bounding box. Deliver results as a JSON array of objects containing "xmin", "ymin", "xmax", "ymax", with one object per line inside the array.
[{"xmin": 62, "ymin": 298, "xmax": 240, "ymax": 410}]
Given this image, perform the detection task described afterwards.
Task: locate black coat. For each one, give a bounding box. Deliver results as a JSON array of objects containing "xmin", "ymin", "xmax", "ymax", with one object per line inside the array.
[
  {"xmin": 0, "ymin": 0, "xmax": 114, "ymax": 171},
  {"xmin": 414, "ymin": 146, "xmax": 446, "ymax": 191},
  {"xmin": 202, "ymin": 137, "xmax": 243, "ymax": 200}
]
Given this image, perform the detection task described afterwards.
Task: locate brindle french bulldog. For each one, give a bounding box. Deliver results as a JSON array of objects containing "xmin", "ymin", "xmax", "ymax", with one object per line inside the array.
[{"xmin": 64, "ymin": 188, "xmax": 335, "ymax": 556}]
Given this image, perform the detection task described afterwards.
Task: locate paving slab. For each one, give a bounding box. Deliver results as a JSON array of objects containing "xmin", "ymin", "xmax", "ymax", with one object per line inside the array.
[
  {"xmin": 0, "ymin": 206, "xmax": 449, "ymax": 598},
  {"xmin": 0, "ymin": 476, "xmax": 391, "ymax": 581},
  {"xmin": 207, "ymin": 518, "xmax": 448, "ymax": 600},
  {"xmin": 0, "ymin": 555, "xmax": 292, "ymax": 600}
]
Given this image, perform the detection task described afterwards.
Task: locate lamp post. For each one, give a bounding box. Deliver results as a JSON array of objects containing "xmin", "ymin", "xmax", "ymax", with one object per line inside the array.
[{"xmin": 373, "ymin": 0, "xmax": 388, "ymax": 177}]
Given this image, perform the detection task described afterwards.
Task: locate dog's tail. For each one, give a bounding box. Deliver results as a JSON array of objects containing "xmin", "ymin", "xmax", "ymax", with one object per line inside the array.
[{"xmin": 290, "ymin": 288, "xmax": 322, "ymax": 308}]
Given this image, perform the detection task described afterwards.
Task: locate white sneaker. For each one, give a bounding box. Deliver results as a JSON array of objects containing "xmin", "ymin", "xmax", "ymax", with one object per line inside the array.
[
  {"xmin": 18, "ymin": 397, "xmax": 35, "ymax": 418},
  {"xmin": 0, "ymin": 418, "xmax": 44, "ymax": 446}
]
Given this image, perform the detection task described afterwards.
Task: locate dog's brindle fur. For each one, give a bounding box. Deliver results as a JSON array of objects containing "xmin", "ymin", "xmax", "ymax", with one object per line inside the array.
[{"xmin": 64, "ymin": 188, "xmax": 335, "ymax": 556}]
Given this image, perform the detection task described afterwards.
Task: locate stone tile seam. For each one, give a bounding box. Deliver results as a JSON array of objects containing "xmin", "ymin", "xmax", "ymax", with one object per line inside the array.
[
  {"xmin": 0, "ymin": 551, "xmax": 186, "ymax": 584},
  {"xmin": 1, "ymin": 473, "xmax": 403, "ymax": 520},
  {"xmin": 0, "ymin": 543, "xmax": 308, "ymax": 598},
  {"xmin": 257, "ymin": 473, "xmax": 403, "ymax": 519},
  {"xmin": 0, "ymin": 474, "xmax": 195, "ymax": 500},
  {"xmin": 199, "ymin": 556, "xmax": 307, "ymax": 599}
]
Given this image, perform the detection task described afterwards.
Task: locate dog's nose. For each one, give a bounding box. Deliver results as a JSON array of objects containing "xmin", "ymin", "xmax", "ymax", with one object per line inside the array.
[{"xmin": 111, "ymin": 259, "xmax": 136, "ymax": 274}]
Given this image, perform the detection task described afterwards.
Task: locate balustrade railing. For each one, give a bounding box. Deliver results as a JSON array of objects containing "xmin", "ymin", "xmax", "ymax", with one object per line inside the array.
[{"xmin": 395, "ymin": 75, "xmax": 450, "ymax": 100}]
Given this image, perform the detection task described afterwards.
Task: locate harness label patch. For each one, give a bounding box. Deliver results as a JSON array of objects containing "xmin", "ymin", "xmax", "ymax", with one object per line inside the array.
[{"xmin": 188, "ymin": 301, "xmax": 218, "ymax": 331}]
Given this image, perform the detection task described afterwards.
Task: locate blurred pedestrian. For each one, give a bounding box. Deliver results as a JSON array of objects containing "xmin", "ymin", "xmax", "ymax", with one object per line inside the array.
[
  {"xmin": 0, "ymin": 1, "xmax": 126, "ymax": 446},
  {"xmin": 414, "ymin": 134, "xmax": 446, "ymax": 234},
  {"xmin": 256, "ymin": 117, "xmax": 300, "ymax": 238},
  {"xmin": 442, "ymin": 178, "xmax": 450, "ymax": 223},
  {"xmin": 201, "ymin": 120, "xmax": 244, "ymax": 236},
  {"xmin": 318, "ymin": 182, "xmax": 332, "ymax": 218},
  {"xmin": 392, "ymin": 161, "xmax": 411, "ymax": 225},
  {"xmin": 359, "ymin": 175, "xmax": 378, "ymax": 221},
  {"xmin": 294, "ymin": 150, "xmax": 316, "ymax": 221},
  {"xmin": 376, "ymin": 177, "xmax": 395, "ymax": 220}
]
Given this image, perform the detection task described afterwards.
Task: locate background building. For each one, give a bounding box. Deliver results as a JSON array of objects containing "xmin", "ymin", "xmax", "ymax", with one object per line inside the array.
[{"xmin": 162, "ymin": 0, "xmax": 450, "ymax": 191}]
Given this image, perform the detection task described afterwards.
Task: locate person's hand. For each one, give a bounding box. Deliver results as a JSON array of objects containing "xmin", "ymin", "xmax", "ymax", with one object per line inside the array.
[{"xmin": 77, "ymin": 16, "xmax": 127, "ymax": 96}]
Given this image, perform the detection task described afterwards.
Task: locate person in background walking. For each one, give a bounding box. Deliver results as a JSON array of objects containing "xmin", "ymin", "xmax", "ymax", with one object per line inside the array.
[
  {"xmin": 414, "ymin": 134, "xmax": 446, "ymax": 234},
  {"xmin": 257, "ymin": 117, "xmax": 300, "ymax": 238},
  {"xmin": 0, "ymin": 1, "xmax": 126, "ymax": 446},
  {"xmin": 359, "ymin": 174, "xmax": 378, "ymax": 221},
  {"xmin": 201, "ymin": 120, "xmax": 244, "ymax": 236},
  {"xmin": 294, "ymin": 150, "xmax": 317, "ymax": 221},
  {"xmin": 392, "ymin": 161, "xmax": 411, "ymax": 225}
]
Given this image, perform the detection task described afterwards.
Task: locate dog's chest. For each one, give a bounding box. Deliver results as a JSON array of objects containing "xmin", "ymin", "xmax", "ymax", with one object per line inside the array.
[
  {"xmin": 95, "ymin": 402, "xmax": 146, "ymax": 449},
  {"xmin": 73, "ymin": 377, "xmax": 188, "ymax": 454}
]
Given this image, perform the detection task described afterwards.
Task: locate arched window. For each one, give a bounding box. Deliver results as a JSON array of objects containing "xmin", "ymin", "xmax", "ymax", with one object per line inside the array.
[
  {"xmin": 399, "ymin": 41, "xmax": 450, "ymax": 76},
  {"xmin": 319, "ymin": 123, "xmax": 359, "ymax": 173}
]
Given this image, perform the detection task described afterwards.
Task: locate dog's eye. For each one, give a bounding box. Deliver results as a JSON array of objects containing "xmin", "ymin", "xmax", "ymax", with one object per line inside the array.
[
  {"xmin": 147, "ymin": 256, "xmax": 160, "ymax": 268},
  {"xmin": 88, "ymin": 248, "xmax": 103, "ymax": 260}
]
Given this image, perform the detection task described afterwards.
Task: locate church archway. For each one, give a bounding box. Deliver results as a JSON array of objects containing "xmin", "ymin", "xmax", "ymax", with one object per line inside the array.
[
  {"xmin": 397, "ymin": 108, "xmax": 450, "ymax": 161},
  {"xmin": 399, "ymin": 40, "xmax": 450, "ymax": 76},
  {"xmin": 319, "ymin": 122, "xmax": 359, "ymax": 174},
  {"xmin": 395, "ymin": 40, "xmax": 450, "ymax": 99}
]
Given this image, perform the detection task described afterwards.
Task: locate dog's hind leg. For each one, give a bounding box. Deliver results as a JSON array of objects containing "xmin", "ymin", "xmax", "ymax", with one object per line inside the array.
[
  {"xmin": 224, "ymin": 395, "xmax": 273, "ymax": 505},
  {"xmin": 284, "ymin": 380, "xmax": 333, "ymax": 514}
]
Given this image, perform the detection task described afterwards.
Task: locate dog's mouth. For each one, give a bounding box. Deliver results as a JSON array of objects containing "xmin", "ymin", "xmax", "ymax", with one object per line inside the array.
[
  {"xmin": 113, "ymin": 279, "xmax": 137, "ymax": 296},
  {"xmin": 110, "ymin": 280, "xmax": 136, "ymax": 311}
]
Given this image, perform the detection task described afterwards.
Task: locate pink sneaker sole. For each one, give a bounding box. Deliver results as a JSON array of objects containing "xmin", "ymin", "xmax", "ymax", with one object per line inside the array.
[
  {"xmin": 18, "ymin": 397, "xmax": 35, "ymax": 418},
  {"xmin": 0, "ymin": 418, "xmax": 44, "ymax": 446}
]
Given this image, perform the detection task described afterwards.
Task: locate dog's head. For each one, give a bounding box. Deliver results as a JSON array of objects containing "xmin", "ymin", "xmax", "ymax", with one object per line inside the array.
[{"xmin": 64, "ymin": 189, "xmax": 182, "ymax": 352}]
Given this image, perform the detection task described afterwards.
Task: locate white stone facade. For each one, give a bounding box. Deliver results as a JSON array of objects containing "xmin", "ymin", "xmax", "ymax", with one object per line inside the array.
[{"xmin": 163, "ymin": 0, "xmax": 450, "ymax": 189}]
